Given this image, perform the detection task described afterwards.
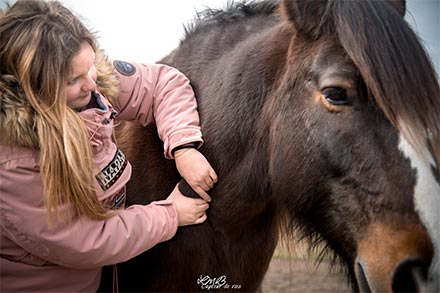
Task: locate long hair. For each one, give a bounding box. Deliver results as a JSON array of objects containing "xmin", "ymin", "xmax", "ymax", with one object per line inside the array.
[{"xmin": 0, "ymin": 0, "xmax": 112, "ymax": 222}]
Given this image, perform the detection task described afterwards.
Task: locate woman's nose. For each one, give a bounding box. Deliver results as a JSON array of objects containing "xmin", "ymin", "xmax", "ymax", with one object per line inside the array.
[{"xmin": 83, "ymin": 71, "xmax": 97, "ymax": 92}]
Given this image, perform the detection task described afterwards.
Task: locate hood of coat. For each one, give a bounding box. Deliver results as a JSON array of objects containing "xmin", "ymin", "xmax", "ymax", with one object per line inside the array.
[{"xmin": 0, "ymin": 50, "xmax": 119, "ymax": 149}]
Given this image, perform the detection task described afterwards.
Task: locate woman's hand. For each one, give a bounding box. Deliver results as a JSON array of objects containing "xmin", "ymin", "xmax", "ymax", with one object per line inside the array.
[
  {"xmin": 174, "ymin": 148, "xmax": 218, "ymax": 202},
  {"xmin": 167, "ymin": 184, "xmax": 210, "ymax": 226}
]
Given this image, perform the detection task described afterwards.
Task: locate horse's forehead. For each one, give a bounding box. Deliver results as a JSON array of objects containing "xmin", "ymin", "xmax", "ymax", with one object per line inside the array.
[{"xmin": 307, "ymin": 41, "xmax": 359, "ymax": 80}]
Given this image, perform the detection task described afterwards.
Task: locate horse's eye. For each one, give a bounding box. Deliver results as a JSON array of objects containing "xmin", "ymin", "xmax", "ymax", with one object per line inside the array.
[{"xmin": 322, "ymin": 87, "xmax": 350, "ymax": 106}]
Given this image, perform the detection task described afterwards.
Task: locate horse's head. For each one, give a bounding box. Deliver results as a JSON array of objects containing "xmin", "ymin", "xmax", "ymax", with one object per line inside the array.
[{"xmin": 264, "ymin": 0, "xmax": 439, "ymax": 291}]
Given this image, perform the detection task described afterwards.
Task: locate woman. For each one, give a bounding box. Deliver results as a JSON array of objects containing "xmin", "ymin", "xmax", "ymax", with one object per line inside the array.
[{"xmin": 0, "ymin": 0, "xmax": 218, "ymax": 291}]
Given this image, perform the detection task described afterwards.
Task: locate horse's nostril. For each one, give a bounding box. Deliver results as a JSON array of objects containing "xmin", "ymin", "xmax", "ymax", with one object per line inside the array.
[
  {"xmin": 356, "ymin": 262, "xmax": 372, "ymax": 293},
  {"xmin": 392, "ymin": 259, "xmax": 428, "ymax": 293}
]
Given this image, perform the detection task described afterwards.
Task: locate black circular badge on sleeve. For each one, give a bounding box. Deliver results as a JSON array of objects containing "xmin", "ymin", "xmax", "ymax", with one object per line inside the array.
[{"xmin": 114, "ymin": 60, "xmax": 136, "ymax": 76}]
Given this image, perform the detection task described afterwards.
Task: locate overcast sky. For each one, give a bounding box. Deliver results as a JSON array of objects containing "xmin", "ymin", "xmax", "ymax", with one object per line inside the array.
[
  {"xmin": 58, "ymin": 0, "xmax": 231, "ymax": 62},
  {"xmin": 0, "ymin": 0, "xmax": 438, "ymax": 73}
]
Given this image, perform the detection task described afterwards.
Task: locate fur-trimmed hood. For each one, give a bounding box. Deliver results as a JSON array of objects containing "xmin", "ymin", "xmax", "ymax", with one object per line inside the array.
[
  {"xmin": 0, "ymin": 50, "xmax": 119, "ymax": 149},
  {"xmin": 0, "ymin": 74, "xmax": 39, "ymax": 149}
]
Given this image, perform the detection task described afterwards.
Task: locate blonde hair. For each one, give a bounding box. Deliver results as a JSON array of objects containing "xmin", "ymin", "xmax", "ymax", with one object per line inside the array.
[{"xmin": 0, "ymin": 0, "xmax": 112, "ymax": 222}]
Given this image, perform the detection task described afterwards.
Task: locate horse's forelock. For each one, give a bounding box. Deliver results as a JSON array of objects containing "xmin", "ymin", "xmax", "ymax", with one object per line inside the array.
[{"xmin": 332, "ymin": 0, "xmax": 440, "ymax": 167}]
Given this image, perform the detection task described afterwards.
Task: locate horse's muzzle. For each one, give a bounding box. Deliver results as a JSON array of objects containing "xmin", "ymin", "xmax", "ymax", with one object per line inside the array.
[{"xmin": 355, "ymin": 222, "xmax": 434, "ymax": 292}]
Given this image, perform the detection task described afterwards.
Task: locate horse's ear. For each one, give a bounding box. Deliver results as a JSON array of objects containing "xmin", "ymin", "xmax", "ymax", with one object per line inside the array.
[
  {"xmin": 281, "ymin": 0, "xmax": 406, "ymax": 38},
  {"xmin": 388, "ymin": 0, "xmax": 406, "ymax": 17},
  {"xmin": 280, "ymin": 0, "xmax": 333, "ymax": 39}
]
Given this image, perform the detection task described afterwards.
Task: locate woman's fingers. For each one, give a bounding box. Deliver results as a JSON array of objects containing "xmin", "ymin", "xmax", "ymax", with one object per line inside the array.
[
  {"xmin": 193, "ymin": 185, "xmax": 212, "ymax": 202},
  {"xmin": 190, "ymin": 171, "xmax": 218, "ymax": 200},
  {"xmin": 191, "ymin": 200, "xmax": 208, "ymax": 224},
  {"xmin": 209, "ymin": 169, "xmax": 218, "ymax": 183},
  {"xmin": 194, "ymin": 213, "xmax": 208, "ymax": 224}
]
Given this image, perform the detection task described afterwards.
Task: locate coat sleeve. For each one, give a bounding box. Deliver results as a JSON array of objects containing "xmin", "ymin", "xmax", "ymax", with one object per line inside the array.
[
  {"xmin": 112, "ymin": 61, "xmax": 203, "ymax": 159},
  {"xmin": 0, "ymin": 154, "xmax": 178, "ymax": 269}
]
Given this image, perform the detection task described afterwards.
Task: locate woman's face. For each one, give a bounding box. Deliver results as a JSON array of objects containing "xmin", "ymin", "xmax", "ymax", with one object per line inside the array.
[{"xmin": 66, "ymin": 42, "xmax": 97, "ymax": 110}]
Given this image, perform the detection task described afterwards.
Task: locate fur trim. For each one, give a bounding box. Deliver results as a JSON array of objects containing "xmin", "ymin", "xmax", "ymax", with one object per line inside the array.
[
  {"xmin": 95, "ymin": 49, "xmax": 120, "ymax": 105},
  {"xmin": 0, "ymin": 75, "xmax": 39, "ymax": 148}
]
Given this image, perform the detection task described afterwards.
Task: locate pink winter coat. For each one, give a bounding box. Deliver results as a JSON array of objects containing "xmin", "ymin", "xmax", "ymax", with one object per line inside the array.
[{"xmin": 0, "ymin": 61, "xmax": 203, "ymax": 292}]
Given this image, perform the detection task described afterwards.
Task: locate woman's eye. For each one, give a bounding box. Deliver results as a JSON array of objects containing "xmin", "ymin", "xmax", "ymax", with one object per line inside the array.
[
  {"xmin": 67, "ymin": 79, "xmax": 77, "ymax": 86},
  {"xmin": 322, "ymin": 87, "xmax": 350, "ymax": 106}
]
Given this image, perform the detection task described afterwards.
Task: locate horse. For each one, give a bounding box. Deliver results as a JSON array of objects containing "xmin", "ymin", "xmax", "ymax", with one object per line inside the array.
[{"xmin": 100, "ymin": 0, "xmax": 440, "ymax": 291}]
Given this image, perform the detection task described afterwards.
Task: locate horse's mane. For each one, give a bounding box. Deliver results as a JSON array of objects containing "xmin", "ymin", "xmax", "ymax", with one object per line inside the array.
[
  {"xmin": 184, "ymin": 0, "xmax": 279, "ymax": 36},
  {"xmin": 330, "ymin": 0, "xmax": 440, "ymax": 167}
]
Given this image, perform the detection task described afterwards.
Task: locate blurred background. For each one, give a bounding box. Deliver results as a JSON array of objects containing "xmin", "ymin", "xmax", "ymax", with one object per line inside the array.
[{"xmin": 0, "ymin": 0, "xmax": 439, "ymax": 74}]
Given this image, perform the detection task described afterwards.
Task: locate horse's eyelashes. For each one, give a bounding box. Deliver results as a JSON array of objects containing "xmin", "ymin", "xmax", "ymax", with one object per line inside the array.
[{"xmin": 322, "ymin": 87, "xmax": 350, "ymax": 106}]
